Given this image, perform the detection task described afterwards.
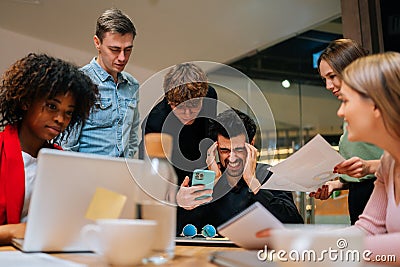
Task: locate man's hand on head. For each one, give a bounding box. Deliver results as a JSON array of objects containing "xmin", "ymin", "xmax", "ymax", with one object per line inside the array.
[
  {"xmin": 242, "ymin": 143, "xmax": 260, "ymax": 194},
  {"xmin": 206, "ymin": 141, "xmax": 222, "ymax": 179}
]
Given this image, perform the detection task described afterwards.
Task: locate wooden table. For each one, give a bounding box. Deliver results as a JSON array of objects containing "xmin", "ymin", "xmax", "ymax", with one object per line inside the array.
[{"xmin": 0, "ymin": 245, "xmax": 244, "ymax": 266}]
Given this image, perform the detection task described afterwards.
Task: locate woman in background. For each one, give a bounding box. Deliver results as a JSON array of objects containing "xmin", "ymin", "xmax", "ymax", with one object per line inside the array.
[{"xmin": 310, "ymin": 39, "xmax": 383, "ymax": 225}]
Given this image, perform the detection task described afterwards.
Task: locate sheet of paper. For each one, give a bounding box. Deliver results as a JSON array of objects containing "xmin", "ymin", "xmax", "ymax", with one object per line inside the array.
[
  {"xmin": 0, "ymin": 251, "xmax": 87, "ymax": 267},
  {"xmin": 262, "ymin": 134, "xmax": 345, "ymax": 192},
  {"xmin": 217, "ymin": 202, "xmax": 284, "ymax": 249},
  {"xmin": 85, "ymin": 187, "xmax": 127, "ymax": 220}
]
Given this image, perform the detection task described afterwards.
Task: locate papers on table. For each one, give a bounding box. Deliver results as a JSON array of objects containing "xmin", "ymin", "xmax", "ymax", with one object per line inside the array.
[
  {"xmin": 262, "ymin": 134, "xmax": 345, "ymax": 192},
  {"xmin": 0, "ymin": 251, "xmax": 87, "ymax": 267}
]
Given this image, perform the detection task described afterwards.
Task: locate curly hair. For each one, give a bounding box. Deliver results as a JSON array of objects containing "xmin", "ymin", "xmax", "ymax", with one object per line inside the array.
[
  {"xmin": 0, "ymin": 53, "xmax": 99, "ymax": 137},
  {"xmin": 163, "ymin": 63, "xmax": 208, "ymax": 106},
  {"xmin": 209, "ymin": 108, "xmax": 257, "ymax": 143}
]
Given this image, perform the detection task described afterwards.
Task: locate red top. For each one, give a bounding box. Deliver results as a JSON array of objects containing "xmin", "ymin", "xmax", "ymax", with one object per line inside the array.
[{"xmin": 0, "ymin": 125, "xmax": 62, "ymax": 224}]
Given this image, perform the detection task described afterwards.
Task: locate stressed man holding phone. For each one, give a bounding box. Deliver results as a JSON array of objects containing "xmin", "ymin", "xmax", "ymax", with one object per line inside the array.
[{"xmin": 176, "ymin": 108, "xmax": 304, "ymax": 233}]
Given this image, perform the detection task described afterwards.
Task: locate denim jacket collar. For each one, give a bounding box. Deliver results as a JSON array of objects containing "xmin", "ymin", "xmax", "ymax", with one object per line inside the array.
[{"xmin": 90, "ymin": 57, "xmax": 131, "ymax": 85}]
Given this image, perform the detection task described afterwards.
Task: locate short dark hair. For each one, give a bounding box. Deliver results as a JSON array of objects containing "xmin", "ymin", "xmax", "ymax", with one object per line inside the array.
[
  {"xmin": 96, "ymin": 8, "xmax": 136, "ymax": 42},
  {"xmin": 209, "ymin": 108, "xmax": 257, "ymax": 142},
  {"xmin": 0, "ymin": 53, "xmax": 98, "ymax": 135}
]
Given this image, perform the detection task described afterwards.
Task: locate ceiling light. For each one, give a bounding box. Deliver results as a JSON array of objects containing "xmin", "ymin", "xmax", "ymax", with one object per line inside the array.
[{"xmin": 281, "ymin": 80, "xmax": 291, "ymax": 88}]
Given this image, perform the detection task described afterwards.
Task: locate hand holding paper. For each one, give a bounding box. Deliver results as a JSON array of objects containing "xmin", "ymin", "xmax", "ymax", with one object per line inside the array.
[{"xmin": 262, "ymin": 134, "xmax": 345, "ymax": 192}]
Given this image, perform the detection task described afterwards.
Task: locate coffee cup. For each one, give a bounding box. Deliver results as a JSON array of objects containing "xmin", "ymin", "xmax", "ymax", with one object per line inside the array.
[{"xmin": 81, "ymin": 219, "xmax": 157, "ymax": 266}]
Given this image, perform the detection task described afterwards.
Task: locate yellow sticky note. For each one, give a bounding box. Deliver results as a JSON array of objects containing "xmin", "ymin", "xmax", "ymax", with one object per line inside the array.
[{"xmin": 85, "ymin": 187, "xmax": 127, "ymax": 220}]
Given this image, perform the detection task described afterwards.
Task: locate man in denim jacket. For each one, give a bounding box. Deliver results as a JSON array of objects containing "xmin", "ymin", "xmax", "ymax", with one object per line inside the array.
[{"xmin": 59, "ymin": 8, "xmax": 139, "ymax": 158}]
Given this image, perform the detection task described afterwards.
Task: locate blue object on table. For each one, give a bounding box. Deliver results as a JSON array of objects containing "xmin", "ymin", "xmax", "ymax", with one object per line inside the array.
[
  {"xmin": 182, "ymin": 224, "xmax": 197, "ymax": 237},
  {"xmin": 181, "ymin": 224, "xmax": 217, "ymax": 238},
  {"xmin": 202, "ymin": 224, "xmax": 217, "ymax": 238}
]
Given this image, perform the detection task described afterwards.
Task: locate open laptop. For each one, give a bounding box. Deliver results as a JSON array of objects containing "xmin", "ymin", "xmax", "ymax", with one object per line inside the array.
[{"xmin": 12, "ymin": 148, "xmax": 143, "ymax": 252}]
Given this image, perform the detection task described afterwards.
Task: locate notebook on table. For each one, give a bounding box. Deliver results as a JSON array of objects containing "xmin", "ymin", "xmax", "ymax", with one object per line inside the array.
[{"xmin": 12, "ymin": 148, "xmax": 143, "ymax": 252}]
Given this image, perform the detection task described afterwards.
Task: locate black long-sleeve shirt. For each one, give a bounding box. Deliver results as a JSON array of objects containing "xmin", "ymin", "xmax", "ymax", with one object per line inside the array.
[
  {"xmin": 139, "ymin": 86, "xmax": 218, "ymax": 184},
  {"xmin": 176, "ymin": 163, "xmax": 304, "ymax": 234}
]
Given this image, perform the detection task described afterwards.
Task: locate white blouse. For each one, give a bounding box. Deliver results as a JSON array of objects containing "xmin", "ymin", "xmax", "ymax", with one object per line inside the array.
[{"xmin": 20, "ymin": 151, "xmax": 37, "ymax": 222}]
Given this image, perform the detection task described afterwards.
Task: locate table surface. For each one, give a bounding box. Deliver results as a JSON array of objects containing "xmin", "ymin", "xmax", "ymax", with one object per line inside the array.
[
  {"xmin": 0, "ymin": 245, "xmax": 386, "ymax": 267},
  {"xmin": 0, "ymin": 245, "xmax": 244, "ymax": 267}
]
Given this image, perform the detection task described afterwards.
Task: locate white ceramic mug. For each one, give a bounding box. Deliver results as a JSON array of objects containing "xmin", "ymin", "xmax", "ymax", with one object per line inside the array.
[{"xmin": 81, "ymin": 219, "xmax": 157, "ymax": 266}]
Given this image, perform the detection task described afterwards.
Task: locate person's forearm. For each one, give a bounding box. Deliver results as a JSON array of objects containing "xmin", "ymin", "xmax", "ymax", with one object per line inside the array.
[
  {"xmin": 0, "ymin": 223, "xmax": 26, "ymax": 245},
  {"xmin": 366, "ymin": 160, "xmax": 381, "ymax": 175},
  {"xmin": 334, "ymin": 179, "xmax": 349, "ymax": 190},
  {"xmin": 0, "ymin": 226, "xmax": 12, "ymax": 245}
]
